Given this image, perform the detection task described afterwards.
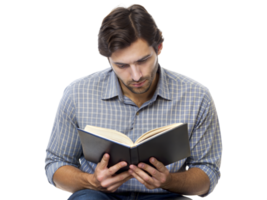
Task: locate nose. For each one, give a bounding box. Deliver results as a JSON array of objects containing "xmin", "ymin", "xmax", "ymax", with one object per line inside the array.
[{"xmin": 130, "ymin": 65, "xmax": 142, "ymax": 81}]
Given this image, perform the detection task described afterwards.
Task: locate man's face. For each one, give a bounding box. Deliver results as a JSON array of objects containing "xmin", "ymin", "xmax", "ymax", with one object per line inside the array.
[{"xmin": 109, "ymin": 38, "xmax": 162, "ymax": 95}]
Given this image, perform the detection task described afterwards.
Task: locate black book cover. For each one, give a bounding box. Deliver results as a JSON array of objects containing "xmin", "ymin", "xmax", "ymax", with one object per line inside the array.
[{"xmin": 78, "ymin": 124, "xmax": 190, "ymax": 173}]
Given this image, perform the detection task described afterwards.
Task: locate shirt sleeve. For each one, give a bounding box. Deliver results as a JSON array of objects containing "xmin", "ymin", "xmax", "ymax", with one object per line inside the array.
[
  {"xmin": 186, "ymin": 91, "xmax": 222, "ymax": 197},
  {"xmin": 45, "ymin": 85, "xmax": 82, "ymax": 186}
]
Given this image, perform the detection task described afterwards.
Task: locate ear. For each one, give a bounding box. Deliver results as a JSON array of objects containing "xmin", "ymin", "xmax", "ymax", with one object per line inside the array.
[
  {"xmin": 157, "ymin": 43, "xmax": 163, "ymax": 55},
  {"xmin": 107, "ymin": 57, "xmax": 110, "ymax": 64}
]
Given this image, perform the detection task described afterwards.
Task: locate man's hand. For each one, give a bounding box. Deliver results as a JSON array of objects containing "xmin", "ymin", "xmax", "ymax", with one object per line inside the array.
[
  {"xmin": 128, "ymin": 157, "xmax": 172, "ymax": 190},
  {"xmin": 89, "ymin": 153, "xmax": 133, "ymax": 192}
]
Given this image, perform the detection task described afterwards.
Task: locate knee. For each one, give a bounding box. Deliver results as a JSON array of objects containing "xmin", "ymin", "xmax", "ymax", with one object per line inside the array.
[{"xmin": 68, "ymin": 189, "xmax": 109, "ymax": 200}]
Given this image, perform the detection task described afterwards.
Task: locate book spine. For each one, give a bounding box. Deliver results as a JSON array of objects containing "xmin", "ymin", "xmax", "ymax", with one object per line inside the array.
[{"xmin": 130, "ymin": 147, "xmax": 139, "ymax": 165}]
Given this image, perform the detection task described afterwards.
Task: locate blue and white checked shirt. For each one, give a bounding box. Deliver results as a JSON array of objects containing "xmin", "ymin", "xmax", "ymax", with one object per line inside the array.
[{"xmin": 45, "ymin": 65, "xmax": 222, "ymax": 195}]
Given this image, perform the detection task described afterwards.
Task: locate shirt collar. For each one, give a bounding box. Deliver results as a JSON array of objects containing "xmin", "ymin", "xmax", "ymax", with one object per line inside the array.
[{"xmin": 102, "ymin": 64, "xmax": 172, "ymax": 101}]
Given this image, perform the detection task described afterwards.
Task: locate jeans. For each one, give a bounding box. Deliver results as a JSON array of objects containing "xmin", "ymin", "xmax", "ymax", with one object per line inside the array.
[{"xmin": 68, "ymin": 189, "xmax": 190, "ymax": 200}]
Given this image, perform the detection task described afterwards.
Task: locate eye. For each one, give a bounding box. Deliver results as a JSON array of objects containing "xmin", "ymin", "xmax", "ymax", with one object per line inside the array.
[
  {"xmin": 118, "ymin": 64, "xmax": 128, "ymax": 69},
  {"xmin": 116, "ymin": 58, "xmax": 149, "ymax": 68},
  {"xmin": 137, "ymin": 59, "xmax": 147, "ymax": 64}
]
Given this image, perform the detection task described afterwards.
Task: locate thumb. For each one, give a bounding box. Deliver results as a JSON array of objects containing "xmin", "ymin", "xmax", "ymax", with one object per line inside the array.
[{"xmin": 98, "ymin": 153, "xmax": 109, "ymax": 169}]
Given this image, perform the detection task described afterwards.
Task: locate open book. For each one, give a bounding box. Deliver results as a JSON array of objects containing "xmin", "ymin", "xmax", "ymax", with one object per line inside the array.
[{"xmin": 78, "ymin": 123, "xmax": 190, "ymax": 173}]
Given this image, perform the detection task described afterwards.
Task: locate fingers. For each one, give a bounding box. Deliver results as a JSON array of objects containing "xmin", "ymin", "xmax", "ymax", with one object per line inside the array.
[
  {"xmin": 101, "ymin": 171, "xmax": 132, "ymax": 188},
  {"xmin": 149, "ymin": 157, "xmax": 166, "ymax": 173},
  {"xmin": 94, "ymin": 155, "xmax": 133, "ymax": 192},
  {"xmin": 106, "ymin": 183, "xmax": 120, "ymax": 193},
  {"xmin": 98, "ymin": 154, "xmax": 128, "ymax": 176},
  {"xmin": 106, "ymin": 182, "xmax": 125, "ymax": 193},
  {"xmin": 128, "ymin": 158, "xmax": 169, "ymax": 190},
  {"xmin": 107, "ymin": 161, "xmax": 128, "ymax": 175},
  {"xmin": 129, "ymin": 168, "xmax": 162, "ymax": 189},
  {"xmin": 106, "ymin": 175, "xmax": 133, "ymax": 192},
  {"xmin": 138, "ymin": 162, "xmax": 161, "ymax": 177},
  {"xmin": 129, "ymin": 165, "xmax": 154, "ymax": 184}
]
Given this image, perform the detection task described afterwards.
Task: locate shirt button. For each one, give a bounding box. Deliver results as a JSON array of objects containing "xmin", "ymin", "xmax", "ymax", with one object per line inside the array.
[{"xmin": 136, "ymin": 112, "xmax": 139, "ymax": 116}]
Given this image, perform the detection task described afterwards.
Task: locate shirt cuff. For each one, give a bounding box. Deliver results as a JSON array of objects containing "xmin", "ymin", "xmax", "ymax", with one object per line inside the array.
[
  {"xmin": 188, "ymin": 164, "xmax": 220, "ymax": 197},
  {"xmin": 45, "ymin": 161, "xmax": 79, "ymax": 186}
]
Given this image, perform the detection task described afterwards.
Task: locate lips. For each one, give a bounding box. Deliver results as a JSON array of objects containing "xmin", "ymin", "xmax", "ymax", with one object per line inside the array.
[{"xmin": 132, "ymin": 80, "xmax": 146, "ymax": 87}]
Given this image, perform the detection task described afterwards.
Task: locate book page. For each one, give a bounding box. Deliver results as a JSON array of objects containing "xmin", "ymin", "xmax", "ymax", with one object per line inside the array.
[
  {"xmin": 84, "ymin": 125, "xmax": 134, "ymax": 146},
  {"xmin": 134, "ymin": 123, "xmax": 183, "ymax": 145}
]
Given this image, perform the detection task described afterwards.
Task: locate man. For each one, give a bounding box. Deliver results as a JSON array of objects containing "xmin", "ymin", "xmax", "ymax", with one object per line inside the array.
[{"xmin": 45, "ymin": 4, "xmax": 222, "ymax": 200}]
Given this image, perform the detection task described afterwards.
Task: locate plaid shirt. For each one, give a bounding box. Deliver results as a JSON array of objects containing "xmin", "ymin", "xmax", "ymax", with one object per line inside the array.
[{"xmin": 45, "ymin": 65, "xmax": 222, "ymax": 195}]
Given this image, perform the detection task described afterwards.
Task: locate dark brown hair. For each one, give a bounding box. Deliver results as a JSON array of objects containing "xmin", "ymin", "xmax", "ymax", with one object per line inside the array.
[{"xmin": 98, "ymin": 4, "xmax": 164, "ymax": 57}]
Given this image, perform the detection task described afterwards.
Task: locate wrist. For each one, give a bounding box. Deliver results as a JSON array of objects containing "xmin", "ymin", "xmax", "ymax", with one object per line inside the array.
[
  {"xmin": 80, "ymin": 171, "xmax": 95, "ymax": 190},
  {"xmin": 162, "ymin": 173, "xmax": 174, "ymax": 190}
]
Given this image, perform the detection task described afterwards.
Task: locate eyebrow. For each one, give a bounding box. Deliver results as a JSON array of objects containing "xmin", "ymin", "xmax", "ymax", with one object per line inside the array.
[{"xmin": 113, "ymin": 54, "xmax": 151, "ymax": 65}]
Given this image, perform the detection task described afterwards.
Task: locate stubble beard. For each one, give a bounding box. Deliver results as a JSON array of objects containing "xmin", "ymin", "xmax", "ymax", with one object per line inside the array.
[{"xmin": 120, "ymin": 60, "xmax": 159, "ymax": 94}]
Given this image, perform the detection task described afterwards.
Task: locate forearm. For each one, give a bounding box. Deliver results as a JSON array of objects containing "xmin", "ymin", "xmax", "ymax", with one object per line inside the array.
[
  {"xmin": 53, "ymin": 165, "xmax": 94, "ymax": 193},
  {"xmin": 163, "ymin": 167, "xmax": 210, "ymax": 196}
]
